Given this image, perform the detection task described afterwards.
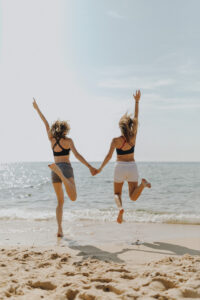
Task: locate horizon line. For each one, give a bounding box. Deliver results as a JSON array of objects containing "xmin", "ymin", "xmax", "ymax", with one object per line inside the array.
[{"xmin": 1, "ymin": 160, "xmax": 200, "ymax": 164}]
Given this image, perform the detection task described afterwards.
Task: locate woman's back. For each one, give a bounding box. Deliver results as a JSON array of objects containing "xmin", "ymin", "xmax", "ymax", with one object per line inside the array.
[
  {"xmin": 115, "ymin": 136, "xmax": 136, "ymax": 162},
  {"xmin": 51, "ymin": 137, "xmax": 71, "ymax": 163}
]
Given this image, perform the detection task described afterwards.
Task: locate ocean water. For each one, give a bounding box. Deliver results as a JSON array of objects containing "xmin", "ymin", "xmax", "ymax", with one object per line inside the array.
[{"xmin": 0, "ymin": 162, "xmax": 200, "ymax": 225}]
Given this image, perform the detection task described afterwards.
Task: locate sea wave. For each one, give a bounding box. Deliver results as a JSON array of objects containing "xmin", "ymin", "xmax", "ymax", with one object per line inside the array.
[{"xmin": 0, "ymin": 208, "xmax": 200, "ymax": 225}]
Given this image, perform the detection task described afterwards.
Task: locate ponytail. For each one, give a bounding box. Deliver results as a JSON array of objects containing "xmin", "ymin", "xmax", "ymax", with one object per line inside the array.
[{"xmin": 119, "ymin": 113, "xmax": 138, "ymax": 142}]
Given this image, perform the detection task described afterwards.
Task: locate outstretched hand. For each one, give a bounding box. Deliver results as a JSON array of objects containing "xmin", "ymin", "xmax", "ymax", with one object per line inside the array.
[
  {"xmin": 33, "ymin": 98, "xmax": 39, "ymax": 110},
  {"xmin": 133, "ymin": 90, "xmax": 141, "ymax": 102}
]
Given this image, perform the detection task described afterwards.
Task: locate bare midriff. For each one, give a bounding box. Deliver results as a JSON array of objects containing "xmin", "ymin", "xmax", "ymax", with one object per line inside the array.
[
  {"xmin": 54, "ymin": 155, "xmax": 70, "ymax": 164},
  {"xmin": 117, "ymin": 153, "xmax": 135, "ymax": 162}
]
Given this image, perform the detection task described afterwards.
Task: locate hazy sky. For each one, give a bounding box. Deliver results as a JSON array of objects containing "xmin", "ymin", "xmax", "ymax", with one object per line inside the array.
[{"xmin": 0, "ymin": 0, "xmax": 200, "ymax": 163}]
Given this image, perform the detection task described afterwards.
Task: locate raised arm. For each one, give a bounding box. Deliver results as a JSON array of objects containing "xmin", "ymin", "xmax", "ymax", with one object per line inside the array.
[
  {"xmin": 69, "ymin": 139, "xmax": 97, "ymax": 175},
  {"xmin": 33, "ymin": 98, "xmax": 51, "ymax": 138},
  {"xmin": 133, "ymin": 90, "xmax": 141, "ymax": 119},
  {"xmin": 98, "ymin": 139, "xmax": 116, "ymax": 173}
]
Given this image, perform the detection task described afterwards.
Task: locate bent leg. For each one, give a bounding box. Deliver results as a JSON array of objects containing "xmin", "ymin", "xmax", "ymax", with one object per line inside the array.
[
  {"xmin": 114, "ymin": 182, "xmax": 124, "ymax": 224},
  {"xmin": 128, "ymin": 178, "xmax": 151, "ymax": 201},
  {"xmin": 53, "ymin": 182, "xmax": 64, "ymax": 237},
  {"xmin": 66, "ymin": 177, "xmax": 77, "ymax": 201},
  {"xmin": 49, "ymin": 164, "xmax": 77, "ymax": 201}
]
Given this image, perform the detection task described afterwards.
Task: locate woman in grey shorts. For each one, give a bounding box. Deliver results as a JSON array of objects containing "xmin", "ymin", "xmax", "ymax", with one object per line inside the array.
[
  {"xmin": 33, "ymin": 99, "xmax": 96, "ymax": 237},
  {"xmin": 96, "ymin": 90, "xmax": 151, "ymax": 224}
]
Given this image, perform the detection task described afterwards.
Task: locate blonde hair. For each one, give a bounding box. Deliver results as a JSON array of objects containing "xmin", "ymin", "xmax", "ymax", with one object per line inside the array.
[
  {"xmin": 50, "ymin": 120, "xmax": 70, "ymax": 139},
  {"xmin": 119, "ymin": 113, "xmax": 138, "ymax": 142}
]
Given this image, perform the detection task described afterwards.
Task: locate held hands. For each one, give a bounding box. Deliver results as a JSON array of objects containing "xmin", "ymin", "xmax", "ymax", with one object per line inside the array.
[
  {"xmin": 94, "ymin": 168, "xmax": 102, "ymax": 176},
  {"xmin": 89, "ymin": 166, "xmax": 102, "ymax": 176},
  {"xmin": 89, "ymin": 166, "xmax": 98, "ymax": 176},
  {"xmin": 133, "ymin": 90, "xmax": 141, "ymax": 102}
]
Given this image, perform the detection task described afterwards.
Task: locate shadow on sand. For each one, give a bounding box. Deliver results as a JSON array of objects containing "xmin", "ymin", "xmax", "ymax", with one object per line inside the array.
[
  {"xmin": 58, "ymin": 238, "xmax": 200, "ymax": 264},
  {"xmin": 132, "ymin": 241, "xmax": 200, "ymax": 256},
  {"xmin": 57, "ymin": 237, "xmax": 131, "ymax": 263},
  {"xmin": 69, "ymin": 245, "xmax": 131, "ymax": 263}
]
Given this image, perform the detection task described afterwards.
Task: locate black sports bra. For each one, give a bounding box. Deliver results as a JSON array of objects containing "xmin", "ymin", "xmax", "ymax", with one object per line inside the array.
[
  {"xmin": 52, "ymin": 139, "xmax": 70, "ymax": 156},
  {"xmin": 116, "ymin": 137, "xmax": 135, "ymax": 155}
]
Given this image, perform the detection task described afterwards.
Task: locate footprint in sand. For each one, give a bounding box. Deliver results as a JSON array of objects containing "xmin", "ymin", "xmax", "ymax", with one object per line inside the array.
[
  {"xmin": 28, "ymin": 281, "xmax": 57, "ymax": 290},
  {"xmin": 181, "ymin": 288, "xmax": 200, "ymax": 298},
  {"xmin": 65, "ymin": 288, "xmax": 79, "ymax": 300},
  {"xmin": 151, "ymin": 277, "xmax": 177, "ymax": 290},
  {"xmin": 50, "ymin": 253, "xmax": 60, "ymax": 259}
]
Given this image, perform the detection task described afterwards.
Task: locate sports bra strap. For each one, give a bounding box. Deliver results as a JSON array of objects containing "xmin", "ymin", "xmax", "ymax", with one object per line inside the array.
[
  {"xmin": 119, "ymin": 136, "xmax": 134, "ymax": 149},
  {"xmin": 119, "ymin": 136, "xmax": 127, "ymax": 149},
  {"xmin": 53, "ymin": 139, "xmax": 65, "ymax": 150}
]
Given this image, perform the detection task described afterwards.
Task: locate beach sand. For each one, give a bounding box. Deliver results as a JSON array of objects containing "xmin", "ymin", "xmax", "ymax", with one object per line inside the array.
[{"xmin": 0, "ymin": 223, "xmax": 200, "ymax": 299}]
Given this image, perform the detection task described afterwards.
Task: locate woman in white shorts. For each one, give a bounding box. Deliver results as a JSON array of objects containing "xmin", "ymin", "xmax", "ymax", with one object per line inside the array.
[{"xmin": 96, "ymin": 90, "xmax": 151, "ymax": 224}]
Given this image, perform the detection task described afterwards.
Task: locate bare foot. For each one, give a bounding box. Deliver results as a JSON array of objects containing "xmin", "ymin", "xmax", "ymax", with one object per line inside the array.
[
  {"xmin": 142, "ymin": 178, "xmax": 151, "ymax": 188},
  {"xmin": 117, "ymin": 209, "xmax": 124, "ymax": 224},
  {"xmin": 57, "ymin": 232, "xmax": 63, "ymax": 238},
  {"xmin": 57, "ymin": 226, "xmax": 63, "ymax": 237}
]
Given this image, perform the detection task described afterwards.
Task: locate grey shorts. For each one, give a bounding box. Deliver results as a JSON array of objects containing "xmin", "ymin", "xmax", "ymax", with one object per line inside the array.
[{"xmin": 51, "ymin": 162, "xmax": 74, "ymax": 183}]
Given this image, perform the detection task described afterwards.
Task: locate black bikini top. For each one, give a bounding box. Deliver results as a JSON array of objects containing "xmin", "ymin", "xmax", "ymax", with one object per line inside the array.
[
  {"xmin": 116, "ymin": 136, "xmax": 135, "ymax": 155},
  {"xmin": 52, "ymin": 138, "xmax": 70, "ymax": 156}
]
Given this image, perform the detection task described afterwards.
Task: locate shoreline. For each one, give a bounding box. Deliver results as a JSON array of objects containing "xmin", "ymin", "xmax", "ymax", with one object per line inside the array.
[{"xmin": 1, "ymin": 220, "xmax": 200, "ymax": 247}]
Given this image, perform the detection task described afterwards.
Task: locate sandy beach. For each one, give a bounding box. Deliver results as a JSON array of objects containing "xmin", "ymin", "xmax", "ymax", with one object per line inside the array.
[
  {"xmin": 0, "ymin": 0, "xmax": 200, "ymax": 295},
  {"xmin": 1, "ymin": 222, "xmax": 200, "ymax": 299}
]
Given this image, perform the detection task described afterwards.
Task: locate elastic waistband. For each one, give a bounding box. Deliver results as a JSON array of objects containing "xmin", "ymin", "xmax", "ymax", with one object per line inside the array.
[
  {"xmin": 115, "ymin": 161, "xmax": 136, "ymax": 165},
  {"xmin": 55, "ymin": 162, "xmax": 71, "ymax": 166}
]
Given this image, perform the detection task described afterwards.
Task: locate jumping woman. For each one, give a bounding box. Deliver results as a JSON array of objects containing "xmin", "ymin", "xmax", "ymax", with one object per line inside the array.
[
  {"xmin": 96, "ymin": 90, "xmax": 151, "ymax": 224},
  {"xmin": 33, "ymin": 99, "xmax": 96, "ymax": 237}
]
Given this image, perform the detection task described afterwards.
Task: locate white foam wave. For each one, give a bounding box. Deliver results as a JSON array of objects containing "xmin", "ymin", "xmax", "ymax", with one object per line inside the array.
[
  {"xmin": 0, "ymin": 208, "xmax": 200, "ymax": 225},
  {"xmin": 0, "ymin": 208, "xmax": 55, "ymax": 221}
]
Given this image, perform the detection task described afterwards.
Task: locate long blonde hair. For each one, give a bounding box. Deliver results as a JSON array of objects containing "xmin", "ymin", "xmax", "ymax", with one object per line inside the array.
[
  {"xmin": 50, "ymin": 120, "xmax": 70, "ymax": 139},
  {"xmin": 119, "ymin": 113, "xmax": 138, "ymax": 142}
]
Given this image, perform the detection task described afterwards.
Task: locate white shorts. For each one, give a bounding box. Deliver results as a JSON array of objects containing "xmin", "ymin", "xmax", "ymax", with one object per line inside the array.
[{"xmin": 114, "ymin": 161, "xmax": 139, "ymax": 183}]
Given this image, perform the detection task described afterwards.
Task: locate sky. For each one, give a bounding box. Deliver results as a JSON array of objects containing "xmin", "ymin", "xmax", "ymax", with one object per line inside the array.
[{"xmin": 0, "ymin": 0, "xmax": 199, "ymax": 163}]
